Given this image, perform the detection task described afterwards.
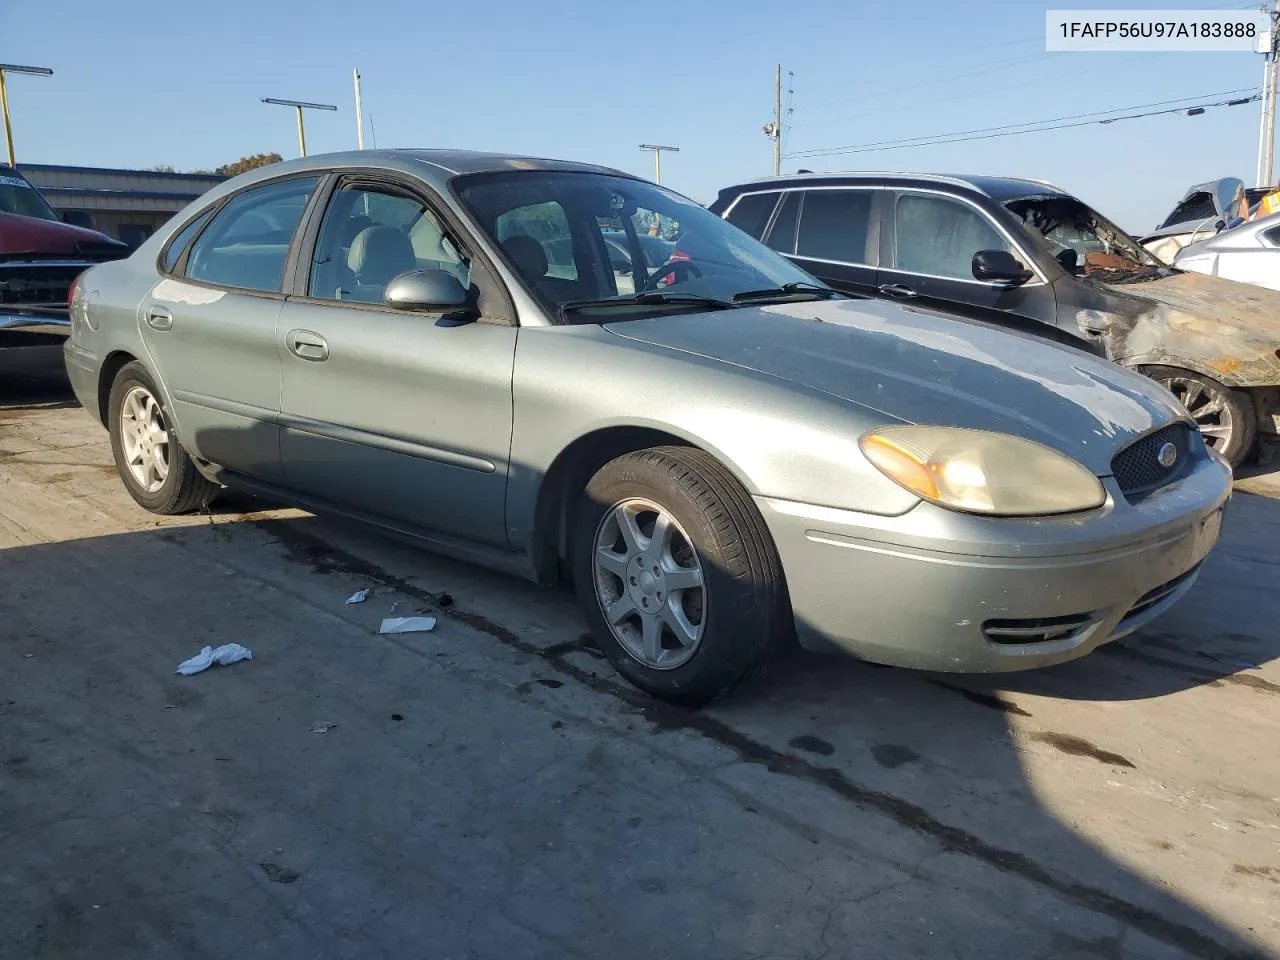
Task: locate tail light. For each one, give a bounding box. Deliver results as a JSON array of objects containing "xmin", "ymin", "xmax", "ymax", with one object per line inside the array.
[{"xmin": 67, "ymin": 270, "xmax": 86, "ymax": 313}]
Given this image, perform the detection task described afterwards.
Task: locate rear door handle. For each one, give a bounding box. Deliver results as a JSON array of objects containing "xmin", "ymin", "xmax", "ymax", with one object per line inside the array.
[
  {"xmin": 877, "ymin": 283, "xmax": 918, "ymax": 299},
  {"xmin": 287, "ymin": 328, "xmax": 329, "ymax": 362},
  {"xmin": 145, "ymin": 305, "xmax": 173, "ymax": 330}
]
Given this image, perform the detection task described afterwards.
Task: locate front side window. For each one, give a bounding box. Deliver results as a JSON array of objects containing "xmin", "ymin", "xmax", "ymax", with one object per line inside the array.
[
  {"xmin": 723, "ymin": 192, "xmax": 780, "ymax": 239},
  {"xmin": 308, "ymin": 185, "xmax": 469, "ymax": 303},
  {"xmin": 796, "ymin": 190, "xmax": 873, "ymax": 263},
  {"xmin": 894, "ymin": 193, "xmax": 1012, "ymax": 280},
  {"xmin": 456, "ymin": 171, "xmax": 822, "ymax": 322},
  {"xmin": 185, "ymin": 177, "xmax": 319, "ymax": 292}
]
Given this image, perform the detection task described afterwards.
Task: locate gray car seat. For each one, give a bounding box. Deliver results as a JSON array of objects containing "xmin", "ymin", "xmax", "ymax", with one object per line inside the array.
[{"xmin": 346, "ymin": 225, "xmax": 417, "ymax": 303}]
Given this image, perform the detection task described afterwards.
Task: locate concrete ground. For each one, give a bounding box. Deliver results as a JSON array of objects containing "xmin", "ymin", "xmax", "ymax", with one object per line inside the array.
[{"xmin": 0, "ymin": 371, "xmax": 1277, "ymax": 960}]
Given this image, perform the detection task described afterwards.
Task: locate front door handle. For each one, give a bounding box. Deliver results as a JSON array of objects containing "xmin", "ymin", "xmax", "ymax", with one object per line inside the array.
[
  {"xmin": 878, "ymin": 283, "xmax": 918, "ymax": 299},
  {"xmin": 287, "ymin": 328, "xmax": 329, "ymax": 362},
  {"xmin": 145, "ymin": 305, "xmax": 173, "ymax": 331}
]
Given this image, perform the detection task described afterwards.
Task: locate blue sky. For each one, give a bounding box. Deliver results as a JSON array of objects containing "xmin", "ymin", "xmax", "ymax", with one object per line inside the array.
[{"xmin": 1, "ymin": 0, "xmax": 1270, "ymax": 230}]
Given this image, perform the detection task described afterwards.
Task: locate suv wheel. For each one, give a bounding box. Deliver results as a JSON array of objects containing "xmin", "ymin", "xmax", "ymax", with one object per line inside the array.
[{"xmin": 1143, "ymin": 366, "xmax": 1256, "ymax": 468}]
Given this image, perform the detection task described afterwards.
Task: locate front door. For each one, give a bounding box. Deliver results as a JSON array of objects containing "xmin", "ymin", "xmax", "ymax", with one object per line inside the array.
[
  {"xmin": 140, "ymin": 175, "xmax": 322, "ymax": 481},
  {"xmin": 276, "ymin": 178, "xmax": 516, "ymax": 546},
  {"xmin": 876, "ymin": 189, "xmax": 1060, "ymax": 343}
]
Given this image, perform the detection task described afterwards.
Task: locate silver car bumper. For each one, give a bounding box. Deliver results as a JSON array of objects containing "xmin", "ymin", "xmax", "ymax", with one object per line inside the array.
[
  {"xmin": 0, "ymin": 309, "xmax": 71, "ymax": 373},
  {"xmin": 759, "ymin": 454, "xmax": 1232, "ymax": 672}
]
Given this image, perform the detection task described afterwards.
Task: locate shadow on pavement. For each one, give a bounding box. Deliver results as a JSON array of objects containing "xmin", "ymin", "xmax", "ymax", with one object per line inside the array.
[{"xmin": 0, "ymin": 383, "xmax": 1274, "ymax": 959}]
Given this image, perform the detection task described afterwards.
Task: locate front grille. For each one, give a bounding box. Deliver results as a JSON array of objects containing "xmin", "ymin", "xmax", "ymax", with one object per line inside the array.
[
  {"xmin": 1110, "ymin": 423, "xmax": 1192, "ymax": 500},
  {"xmin": 0, "ymin": 263, "xmax": 85, "ymax": 306},
  {"xmin": 983, "ymin": 612, "xmax": 1094, "ymax": 646}
]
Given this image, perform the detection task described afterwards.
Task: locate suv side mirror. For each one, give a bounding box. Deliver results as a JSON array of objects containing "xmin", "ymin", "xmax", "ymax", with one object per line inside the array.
[
  {"xmin": 972, "ymin": 249, "xmax": 1033, "ymax": 284},
  {"xmin": 383, "ymin": 269, "xmax": 471, "ymax": 313}
]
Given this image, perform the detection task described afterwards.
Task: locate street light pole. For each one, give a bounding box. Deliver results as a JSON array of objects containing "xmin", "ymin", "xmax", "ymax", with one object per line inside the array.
[
  {"xmin": 261, "ymin": 97, "xmax": 338, "ymax": 158},
  {"xmin": 0, "ymin": 64, "xmax": 54, "ymax": 167},
  {"xmin": 353, "ymin": 69, "xmax": 365, "ymax": 150},
  {"xmin": 638, "ymin": 144, "xmax": 679, "ymax": 184}
]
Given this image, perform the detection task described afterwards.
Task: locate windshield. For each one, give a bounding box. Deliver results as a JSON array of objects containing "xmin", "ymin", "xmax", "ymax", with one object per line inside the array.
[
  {"xmin": 454, "ymin": 171, "xmax": 822, "ymax": 321},
  {"xmin": 1004, "ymin": 195, "xmax": 1171, "ymax": 284},
  {"xmin": 0, "ymin": 173, "xmax": 60, "ymax": 223}
]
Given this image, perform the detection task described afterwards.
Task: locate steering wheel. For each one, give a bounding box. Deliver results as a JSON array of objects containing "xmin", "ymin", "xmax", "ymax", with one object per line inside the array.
[{"xmin": 639, "ymin": 258, "xmax": 703, "ymax": 292}]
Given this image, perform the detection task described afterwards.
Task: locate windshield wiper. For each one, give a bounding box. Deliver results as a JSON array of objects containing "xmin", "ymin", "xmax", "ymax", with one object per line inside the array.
[
  {"xmin": 559, "ymin": 292, "xmax": 737, "ymax": 314},
  {"xmin": 731, "ymin": 282, "xmax": 843, "ymax": 303}
]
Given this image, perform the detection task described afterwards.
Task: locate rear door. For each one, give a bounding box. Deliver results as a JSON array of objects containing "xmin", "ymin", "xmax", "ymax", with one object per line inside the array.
[
  {"xmin": 275, "ymin": 175, "xmax": 516, "ymax": 546},
  {"xmin": 877, "ymin": 189, "xmax": 1058, "ymax": 338},
  {"xmin": 779, "ymin": 188, "xmax": 879, "ymax": 295},
  {"xmin": 141, "ymin": 174, "xmax": 322, "ymax": 482}
]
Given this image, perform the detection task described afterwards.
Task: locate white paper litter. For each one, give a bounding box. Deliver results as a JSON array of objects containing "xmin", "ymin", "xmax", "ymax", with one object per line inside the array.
[
  {"xmin": 345, "ymin": 588, "xmax": 370, "ymax": 605},
  {"xmin": 176, "ymin": 643, "xmax": 254, "ymax": 675},
  {"xmin": 379, "ymin": 616, "xmax": 437, "ymax": 635},
  {"xmin": 310, "ymin": 721, "xmax": 338, "ymax": 734}
]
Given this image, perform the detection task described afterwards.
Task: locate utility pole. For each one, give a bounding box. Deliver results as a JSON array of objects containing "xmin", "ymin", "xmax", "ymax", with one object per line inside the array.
[
  {"xmin": 638, "ymin": 144, "xmax": 679, "ymax": 184},
  {"xmin": 1266, "ymin": 3, "xmax": 1280, "ymax": 185},
  {"xmin": 261, "ymin": 97, "xmax": 338, "ymax": 158},
  {"xmin": 762, "ymin": 64, "xmax": 783, "ymax": 176},
  {"xmin": 0, "ymin": 64, "xmax": 53, "ymax": 168},
  {"xmin": 353, "ymin": 69, "xmax": 365, "ymax": 150}
]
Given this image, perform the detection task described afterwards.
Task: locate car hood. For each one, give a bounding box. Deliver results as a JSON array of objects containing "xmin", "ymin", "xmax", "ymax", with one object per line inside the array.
[
  {"xmin": 606, "ymin": 298, "xmax": 1186, "ymax": 475},
  {"xmin": 1104, "ymin": 270, "xmax": 1280, "ymax": 337},
  {"xmin": 0, "ymin": 210, "xmax": 125, "ymax": 257}
]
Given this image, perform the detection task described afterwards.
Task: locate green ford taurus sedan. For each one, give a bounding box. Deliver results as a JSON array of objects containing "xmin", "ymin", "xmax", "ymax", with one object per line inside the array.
[{"xmin": 63, "ymin": 149, "xmax": 1232, "ymax": 705}]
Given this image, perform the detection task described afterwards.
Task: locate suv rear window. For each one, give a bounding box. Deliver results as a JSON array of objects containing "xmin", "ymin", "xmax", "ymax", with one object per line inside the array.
[{"xmin": 724, "ymin": 192, "xmax": 780, "ymax": 240}]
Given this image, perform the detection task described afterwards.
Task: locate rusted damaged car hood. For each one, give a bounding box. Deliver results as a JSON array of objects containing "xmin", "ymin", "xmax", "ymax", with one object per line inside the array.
[{"xmin": 1097, "ymin": 272, "xmax": 1280, "ymax": 386}]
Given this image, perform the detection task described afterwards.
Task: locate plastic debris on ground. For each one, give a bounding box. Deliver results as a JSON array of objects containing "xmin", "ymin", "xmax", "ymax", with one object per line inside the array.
[
  {"xmin": 176, "ymin": 643, "xmax": 254, "ymax": 676},
  {"xmin": 379, "ymin": 616, "xmax": 437, "ymax": 635},
  {"xmin": 345, "ymin": 588, "xmax": 371, "ymax": 605},
  {"xmin": 310, "ymin": 721, "xmax": 338, "ymax": 734}
]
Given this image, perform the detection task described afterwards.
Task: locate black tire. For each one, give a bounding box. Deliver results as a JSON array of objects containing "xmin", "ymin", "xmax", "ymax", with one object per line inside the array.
[
  {"xmin": 572, "ymin": 445, "xmax": 790, "ymax": 707},
  {"xmin": 1141, "ymin": 365, "xmax": 1257, "ymax": 468},
  {"xmin": 108, "ymin": 361, "xmax": 219, "ymax": 514}
]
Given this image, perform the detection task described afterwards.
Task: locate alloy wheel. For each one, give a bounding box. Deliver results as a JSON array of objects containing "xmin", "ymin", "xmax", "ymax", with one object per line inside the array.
[
  {"xmin": 592, "ymin": 498, "xmax": 706, "ymax": 670},
  {"xmin": 119, "ymin": 385, "xmax": 170, "ymax": 493}
]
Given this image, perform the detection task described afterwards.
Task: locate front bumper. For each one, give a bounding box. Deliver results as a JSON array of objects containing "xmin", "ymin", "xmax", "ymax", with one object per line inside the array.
[
  {"xmin": 759, "ymin": 455, "xmax": 1232, "ymax": 672},
  {"xmin": 0, "ymin": 308, "xmax": 72, "ymax": 374}
]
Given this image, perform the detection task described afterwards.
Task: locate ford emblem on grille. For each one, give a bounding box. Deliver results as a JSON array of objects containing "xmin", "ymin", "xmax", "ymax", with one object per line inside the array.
[{"xmin": 1157, "ymin": 441, "xmax": 1178, "ymax": 468}]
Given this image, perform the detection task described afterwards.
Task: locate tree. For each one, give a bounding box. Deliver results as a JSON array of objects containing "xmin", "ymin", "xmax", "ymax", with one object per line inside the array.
[
  {"xmin": 148, "ymin": 164, "xmax": 176, "ymax": 173},
  {"xmin": 215, "ymin": 153, "xmax": 283, "ymax": 177}
]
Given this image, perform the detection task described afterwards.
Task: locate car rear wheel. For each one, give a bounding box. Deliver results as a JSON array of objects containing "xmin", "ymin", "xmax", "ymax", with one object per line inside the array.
[
  {"xmin": 572, "ymin": 445, "xmax": 790, "ymax": 707},
  {"xmin": 108, "ymin": 361, "xmax": 219, "ymax": 514},
  {"xmin": 1143, "ymin": 366, "xmax": 1256, "ymax": 468}
]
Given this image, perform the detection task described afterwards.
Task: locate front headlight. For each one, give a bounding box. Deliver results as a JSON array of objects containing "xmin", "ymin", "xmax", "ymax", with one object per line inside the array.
[{"xmin": 859, "ymin": 426, "xmax": 1106, "ymax": 516}]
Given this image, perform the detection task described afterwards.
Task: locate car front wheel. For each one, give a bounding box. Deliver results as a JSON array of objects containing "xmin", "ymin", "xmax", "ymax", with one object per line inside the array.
[
  {"xmin": 572, "ymin": 445, "xmax": 790, "ymax": 706},
  {"xmin": 1143, "ymin": 365, "xmax": 1256, "ymax": 468},
  {"xmin": 108, "ymin": 361, "xmax": 219, "ymax": 514}
]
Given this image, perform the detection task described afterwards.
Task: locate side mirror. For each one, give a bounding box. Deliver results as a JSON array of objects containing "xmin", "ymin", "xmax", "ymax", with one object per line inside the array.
[
  {"xmin": 61, "ymin": 210, "xmax": 96, "ymax": 230},
  {"xmin": 972, "ymin": 249, "xmax": 1033, "ymax": 284},
  {"xmin": 383, "ymin": 269, "xmax": 471, "ymax": 313}
]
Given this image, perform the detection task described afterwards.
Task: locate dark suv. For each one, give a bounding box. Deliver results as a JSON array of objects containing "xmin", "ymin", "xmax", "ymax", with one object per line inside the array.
[{"xmin": 709, "ymin": 172, "xmax": 1280, "ymax": 466}]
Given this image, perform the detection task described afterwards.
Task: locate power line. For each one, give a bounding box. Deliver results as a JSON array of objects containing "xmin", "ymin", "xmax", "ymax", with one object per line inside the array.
[{"xmin": 785, "ymin": 88, "xmax": 1259, "ymax": 159}]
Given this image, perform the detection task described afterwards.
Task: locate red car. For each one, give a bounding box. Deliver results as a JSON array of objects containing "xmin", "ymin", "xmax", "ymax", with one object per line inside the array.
[{"xmin": 0, "ymin": 167, "xmax": 127, "ymax": 373}]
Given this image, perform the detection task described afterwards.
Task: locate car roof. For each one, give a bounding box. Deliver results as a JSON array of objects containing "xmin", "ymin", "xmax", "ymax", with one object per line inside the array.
[
  {"xmin": 724, "ymin": 171, "xmax": 1071, "ymax": 201},
  {"xmin": 216, "ymin": 148, "xmax": 639, "ymax": 196}
]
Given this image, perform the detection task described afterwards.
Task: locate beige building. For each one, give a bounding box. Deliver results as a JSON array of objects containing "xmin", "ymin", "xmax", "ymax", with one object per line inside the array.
[{"xmin": 18, "ymin": 164, "xmax": 227, "ymax": 248}]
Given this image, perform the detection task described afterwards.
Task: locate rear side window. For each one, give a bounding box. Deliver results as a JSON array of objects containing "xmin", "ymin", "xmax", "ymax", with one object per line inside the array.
[
  {"xmin": 1263, "ymin": 225, "xmax": 1280, "ymax": 247},
  {"xmin": 162, "ymin": 209, "xmax": 213, "ymax": 273},
  {"xmin": 796, "ymin": 190, "xmax": 873, "ymax": 263},
  {"xmin": 724, "ymin": 192, "xmax": 780, "ymax": 239},
  {"xmin": 765, "ymin": 192, "xmax": 800, "ymax": 254},
  {"xmin": 184, "ymin": 177, "xmax": 319, "ymax": 292}
]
